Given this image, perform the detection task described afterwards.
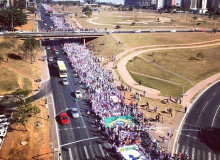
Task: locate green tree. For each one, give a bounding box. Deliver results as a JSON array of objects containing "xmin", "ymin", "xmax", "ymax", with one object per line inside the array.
[
  {"xmin": 192, "ymin": 16, "xmax": 198, "ymax": 22},
  {"xmin": 0, "ymin": 7, "xmax": 27, "ymax": 29},
  {"xmin": 11, "ymin": 100, "xmax": 40, "ymax": 131},
  {"xmin": 27, "ymin": 7, "xmax": 38, "ymax": 14},
  {"xmin": 196, "ymin": 52, "xmax": 204, "ymax": 60},
  {"xmin": 23, "ymin": 36, "xmax": 39, "ymax": 64},
  {"xmin": 0, "ymin": 54, "xmax": 4, "ymax": 65},
  {"xmin": 85, "ymin": 11, "xmax": 92, "ymax": 18},
  {"xmin": 116, "ymin": 25, "xmax": 121, "ymax": 30},
  {"xmin": 82, "ymin": 6, "xmax": 92, "ymax": 12},
  {"xmin": 213, "ymin": 28, "xmax": 218, "ymax": 34},
  {"xmin": 13, "ymin": 0, "xmax": 26, "ymax": 10},
  {"xmin": 134, "ymin": 4, "xmax": 140, "ymax": 10}
]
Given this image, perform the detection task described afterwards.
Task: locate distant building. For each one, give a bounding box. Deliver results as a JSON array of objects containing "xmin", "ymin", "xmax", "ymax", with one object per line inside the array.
[
  {"xmin": 181, "ymin": 0, "xmax": 208, "ymax": 13},
  {"xmin": 172, "ymin": 0, "xmax": 177, "ymax": 5},
  {"xmin": 84, "ymin": 0, "xmax": 96, "ymax": 4},
  {"xmin": 124, "ymin": 0, "xmax": 170, "ymax": 9}
]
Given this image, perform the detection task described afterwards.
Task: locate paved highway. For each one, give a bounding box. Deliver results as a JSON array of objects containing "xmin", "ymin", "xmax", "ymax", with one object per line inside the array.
[
  {"xmin": 175, "ymin": 81, "xmax": 220, "ymax": 160},
  {"xmin": 43, "ymin": 39, "xmax": 116, "ymax": 160}
]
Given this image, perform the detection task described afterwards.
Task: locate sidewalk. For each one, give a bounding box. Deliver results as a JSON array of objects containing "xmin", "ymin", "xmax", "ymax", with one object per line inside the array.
[{"xmin": 106, "ymin": 40, "xmax": 220, "ymax": 153}]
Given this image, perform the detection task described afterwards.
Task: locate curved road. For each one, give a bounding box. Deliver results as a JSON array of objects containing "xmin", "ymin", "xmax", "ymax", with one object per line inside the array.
[{"xmin": 175, "ymin": 81, "xmax": 220, "ymax": 160}]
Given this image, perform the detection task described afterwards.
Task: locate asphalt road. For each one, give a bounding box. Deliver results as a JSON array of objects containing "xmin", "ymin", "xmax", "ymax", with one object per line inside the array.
[
  {"xmin": 43, "ymin": 39, "xmax": 116, "ymax": 160},
  {"xmin": 175, "ymin": 81, "xmax": 220, "ymax": 160}
]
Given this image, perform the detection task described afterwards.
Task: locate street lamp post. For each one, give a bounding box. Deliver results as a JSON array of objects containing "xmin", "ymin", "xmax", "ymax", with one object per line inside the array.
[{"xmin": 181, "ymin": 86, "xmax": 184, "ymax": 106}]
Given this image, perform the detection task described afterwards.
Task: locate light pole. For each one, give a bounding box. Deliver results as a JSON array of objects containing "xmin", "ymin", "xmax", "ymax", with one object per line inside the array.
[{"xmin": 181, "ymin": 86, "xmax": 184, "ymax": 107}]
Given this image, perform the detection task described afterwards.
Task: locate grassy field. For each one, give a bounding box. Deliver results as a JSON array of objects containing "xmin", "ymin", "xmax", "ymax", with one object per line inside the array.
[
  {"xmin": 130, "ymin": 72, "xmax": 190, "ymax": 97},
  {"xmin": 141, "ymin": 46, "xmax": 220, "ymax": 83},
  {"xmin": 113, "ymin": 32, "xmax": 220, "ymax": 48},
  {"xmin": 86, "ymin": 35, "xmax": 124, "ymax": 63},
  {"xmin": 127, "ymin": 56, "xmax": 189, "ymax": 85}
]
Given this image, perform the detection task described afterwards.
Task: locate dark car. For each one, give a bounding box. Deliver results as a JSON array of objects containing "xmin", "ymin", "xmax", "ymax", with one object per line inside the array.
[{"xmin": 50, "ymin": 63, "xmax": 56, "ymax": 68}]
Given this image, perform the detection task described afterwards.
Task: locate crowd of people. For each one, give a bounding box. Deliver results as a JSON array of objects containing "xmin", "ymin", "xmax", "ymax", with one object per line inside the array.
[{"xmin": 63, "ymin": 39, "xmax": 178, "ymax": 160}]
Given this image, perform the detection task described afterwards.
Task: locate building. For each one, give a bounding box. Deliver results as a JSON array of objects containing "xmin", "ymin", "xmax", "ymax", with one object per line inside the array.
[
  {"xmin": 172, "ymin": 0, "xmax": 177, "ymax": 5},
  {"xmin": 124, "ymin": 0, "xmax": 168, "ymax": 9},
  {"xmin": 84, "ymin": 0, "xmax": 96, "ymax": 4},
  {"xmin": 181, "ymin": 0, "xmax": 208, "ymax": 13}
]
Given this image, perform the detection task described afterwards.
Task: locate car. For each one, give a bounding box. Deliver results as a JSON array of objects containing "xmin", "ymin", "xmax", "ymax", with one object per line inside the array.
[
  {"xmin": 46, "ymin": 45, "xmax": 50, "ymax": 49},
  {"xmin": 189, "ymin": 29, "xmax": 195, "ymax": 32},
  {"xmin": 0, "ymin": 32, "xmax": 3, "ymax": 35},
  {"xmin": 54, "ymin": 50, "xmax": 59, "ymax": 54},
  {"xmin": 133, "ymin": 30, "xmax": 141, "ymax": 33},
  {"xmin": 50, "ymin": 63, "xmax": 56, "ymax": 68},
  {"xmin": 75, "ymin": 90, "xmax": 82, "ymax": 99},
  {"xmin": 44, "ymin": 23, "xmax": 47, "ymax": 26},
  {"xmin": 48, "ymin": 57, "xmax": 53, "ymax": 62},
  {"xmin": 50, "ymin": 26, "xmax": 53, "ymax": 29},
  {"xmin": 200, "ymin": 29, "xmax": 206, "ymax": 32},
  {"xmin": 73, "ymin": 29, "xmax": 80, "ymax": 33},
  {"xmin": 60, "ymin": 113, "xmax": 69, "ymax": 125},
  {"xmin": 170, "ymin": 29, "xmax": 176, "ymax": 32},
  {"xmin": 55, "ymin": 56, "xmax": 60, "ymax": 60},
  {"xmin": 71, "ymin": 108, "xmax": 79, "ymax": 118},
  {"xmin": 62, "ymin": 78, "xmax": 68, "ymax": 85},
  {"xmin": 52, "ymin": 46, "xmax": 56, "ymax": 50},
  {"xmin": 150, "ymin": 29, "xmax": 155, "ymax": 33},
  {"xmin": 97, "ymin": 28, "xmax": 102, "ymax": 32}
]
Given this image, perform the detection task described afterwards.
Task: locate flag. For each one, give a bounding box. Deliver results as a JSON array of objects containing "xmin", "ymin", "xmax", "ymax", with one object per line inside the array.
[{"xmin": 104, "ymin": 115, "xmax": 136, "ymax": 128}]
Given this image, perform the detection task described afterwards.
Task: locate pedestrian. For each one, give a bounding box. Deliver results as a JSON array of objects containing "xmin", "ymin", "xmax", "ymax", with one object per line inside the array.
[
  {"xmin": 7, "ymin": 58, "xmax": 8, "ymax": 63},
  {"xmin": 162, "ymin": 136, "xmax": 165, "ymax": 144},
  {"xmin": 185, "ymin": 106, "xmax": 187, "ymax": 113},
  {"xmin": 179, "ymin": 98, "xmax": 181, "ymax": 104},
  {"xmin": 105, "ymin": 153, "xmax": 109, "ymax": 160},
  {"xmin": 119, "ymin": 76, "xmax": 120, "ymax": 81},
  {"xmin": 162, "ymin": 115, "xmax": 164, "ymax": 123},
  {"xmin": 143, "ymin": 90, "xmax": 146, "ymax": 97}
]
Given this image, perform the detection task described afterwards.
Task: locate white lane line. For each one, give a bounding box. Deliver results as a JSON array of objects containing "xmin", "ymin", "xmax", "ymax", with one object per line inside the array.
[
  {"xmin": 68, "ymin": 148, "xmax": 73, "ymax": 160},
  {"xmin": 214, "ymin": 154, "xmax": 216, "ymax": 160},
  {"xmin": 59, "ymin": 126, "xmax": 86, "ymax": 130},
  {"xmin": 197, "ymin": 149, "xmax": 200, "ymax": 160},
  {"xmin": 208, "ymin": 152, "xmax": 211, "ymax": 160},
  {"xmin": 213, "ymin": 92, "xmax": 217, "ymax": 96},
  {"xmin": 84, "ymin": 146, "xmax": 89, "ymax": 159},
  {"xmin": 183, "ymin": 123, "xmax": 200, "ymax": 128},
  {"xmin": 211, "ymin": 105, "xmax": 220, "ymax": 128},
  {"xmin": 175, "ymin": 143, "xmax": 179, "ymax": 154},
  {"xmin": 196, "ymin": 101, "xmax": 209, "ymax": 125},
  {"xmin": 180, "ymin": 133, "xmax": 197, "ymax": 139},
  {"xmin": 203, "ymin": 151, "xmax": 206, "ymax": 160},
  {"xmin": 73, "ymin": 147, "xmax": 79, "ymax": 160},
  {"xmin": 60, "ymin": 137, "xmax": 99, "ymax": 147},
  {"xmin": 89, "ymin": 145, "xmax": 95, "ymax": 158},
  {"xmin": 181, "ymin": 145, "xmax": 185, "ymax": 154},
  {"xmin": 191, "ymin": 148, "xmax": 195, "ymax": 160},
  {"xmin": 99, "ymin": 144, "xmax": 105, "ymax": 157}
]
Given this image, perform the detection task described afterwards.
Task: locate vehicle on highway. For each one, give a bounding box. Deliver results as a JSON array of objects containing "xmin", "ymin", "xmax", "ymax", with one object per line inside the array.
[
  {"xmin": 50, "ymin": 63, "xmax": 56, "ymax": 68},
  {"xmin": 71, "ymin": 108, "xmax": 79, "ymax": 118},
  {"xmin": 60, "ymin": 113, "xmax": 69, "ymax": 125},
  {"xmin": 44, "ymin": 23, "xmax": 47, "ymax": 26},
  {"xmin": 57, "ymin": 60, "xmax": 67, "ymax": 77},
  {"xmin": 200, "ymin": 29, "xmax": 206, "ymax": 32},
  {"xmin": 62, "ymin": 78, "xmax": 68, "ymax": 85},
  {"xmin": 73, "ymin": 29, "xmax": 80, "ymax": 33},
  {"xmin": 50, "ymin": 26, "xmax": 53, "ymax": 29},
  {"xmin": 0, "ymin": 32, "xmax": 3, "ymax": 35},
  {"xmin": 75, "ymin": 90, "xmax": 82, "ymax": 99},
  {"xmin": 52, "ymin": 46, "xmax": 56, "ymax": 50},
  {"xmin": 54, "ymin": 50, "xmax": 59, "ymax": 54},
  {"xmin": 170, "ymin": 29, "xmax": 176, "ymax": 32},
  {"xmin": 46, "ymin": 45, "xmax": 50, "ymax": 49},
  {"xmin": 48, "ymin": 57, "xmax": 53, "ymax": 62},
  {"xmin": 97, "ymin": 28, "xmax": 102, "ymax": 32},
  {"xmin": 55, "ymin": 56, "xmax": 60, "ymax": 60},
  {"xmin": 150, "ymin": 29, "xmax": 155, "ymax": 33},
  {"xmin": 16, "ymin": 30, "xmax": 24, "ymax": 34},
  {"xmin": 133, "ymin": 30, "xmax": 141, "ymax": 33},
  {"xmin": 189, "ymin": 29, "xmax": 195, "ymax": 32}
]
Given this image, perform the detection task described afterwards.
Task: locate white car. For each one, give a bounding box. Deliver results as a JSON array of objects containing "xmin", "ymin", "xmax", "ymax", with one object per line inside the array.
[
  {"xmin": 48, "ymin": 57, "xmax": 53, "ymax": 62},
  {"xmin": 73, "ymin": 29, "xmax": 80, "ymax": 33},
  {"xmin": 54, "ymin": 50, "xmax": 59, "ymax": 54},
  {"xmin": 150, "ymin": 29, "xmax": 155, "ymax": 33},
  {"xmin": 16, "ymin": 30, "xmax": 24, "ymax": 34},
  {"xmin": 46, "ymin": 46, "xmax": 50, "ymax": 49},
  {"xmin": 170, "ymin": 29, "xmax": 176, "ymax": 32},
  {"xmin": 0, "ymin": 32, "xmax": 3, "ymax": 35},
  {"xmin": 50, "ymin": 26, "xmax": 53, "ymax": 29},
  {"xmin": 75, "ymin": 90, "xmax": 82, "ymax": 99},
  {"xmin": 71, "ymin": 108, "xmax": 79, "ymax": 118},
  {"xmin": 133, "ymin": 30, "xmax": 141, "ymax": 33},
  {"xmin": 62, "ymin": 78, "xmax": 68, "ymax": 85}
]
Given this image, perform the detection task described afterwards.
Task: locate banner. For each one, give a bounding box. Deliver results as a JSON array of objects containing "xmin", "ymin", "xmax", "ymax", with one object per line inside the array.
[
  {"xmin": 121, "ymin": 131, "xmax": 136, "ymax": 138},
  {"xmin": 104, "ymin": 115, "xmax": 135, "ymax": 128},
  {"xmin": 118, "ymin": 145, "xmax": 138, "ymax": 152}
]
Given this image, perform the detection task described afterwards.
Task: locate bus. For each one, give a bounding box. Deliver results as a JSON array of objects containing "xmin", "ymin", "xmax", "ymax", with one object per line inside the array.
[{"xmin": 57, "ymin": 60, "xmax": 67, "ymax": 77}]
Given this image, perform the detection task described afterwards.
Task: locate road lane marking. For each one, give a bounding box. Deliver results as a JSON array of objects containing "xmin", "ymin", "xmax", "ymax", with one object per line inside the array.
[
  {"xmin": 84, "ymin": 146, "xmax": 89, "ymax": 159},
  {"xmin": 181, "ymin": 145, "xmax": 185, "ymax": 154},
  {"xmin": 68, "ymin": 148, "xmax": 73, "ymax": 160},
  {"xmin": 183, "ymin": 123, "xmax": 200, "ymax": 128},
  {"xmin": 213, "ymin": 92, "xmax": 217, "ymax": 96},
  {"xmin": 99, "ymin": 144, "xmax": 105, "ymax": 157},
  {"xmin": 73, "ymin": 147, "xmax": 79, "ymax": 160},
  {"xmin": 180, "ymin": 133, "xmax": 197, "ymax": 139},
  {"xmin": 197, "ymin": 149, "xmax": 200, "ymax": 160},
  {"xmin": 89, "ymin": 145, "xmax": 95, "ymax": 158},
  {"xmin": 175, "ymin": 143, "xmax": 179, "ymax": 154},
  {"xmin": 203, "ymin": 151, "xmax": 205, "ymax": 160},
  {"xmin": 60, "ymin": 137, "xmax": 99, "ymax": 147},
  {"xmin": 191, "ymin": 148, "xmax": 195, "ymax": 160},
  {"xmin": 211, "ymin": 105, "xmax": 220, "ymax": 128},
  {"xmin": 208, "ymin": 152, "xmax": 211, "ymax": 160},
  {"xmin": 196, "ymin": 101, "xmax": 209, "ymax": 125},
  {"xmin": 59, "ymin": 126, "xmax": 86, "ymax": 130}
]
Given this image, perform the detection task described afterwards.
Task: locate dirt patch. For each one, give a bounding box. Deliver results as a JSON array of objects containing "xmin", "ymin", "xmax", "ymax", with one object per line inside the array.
[{"xmin": 0, "ymin": 100, "xmax": 52, "ymax": 160}]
